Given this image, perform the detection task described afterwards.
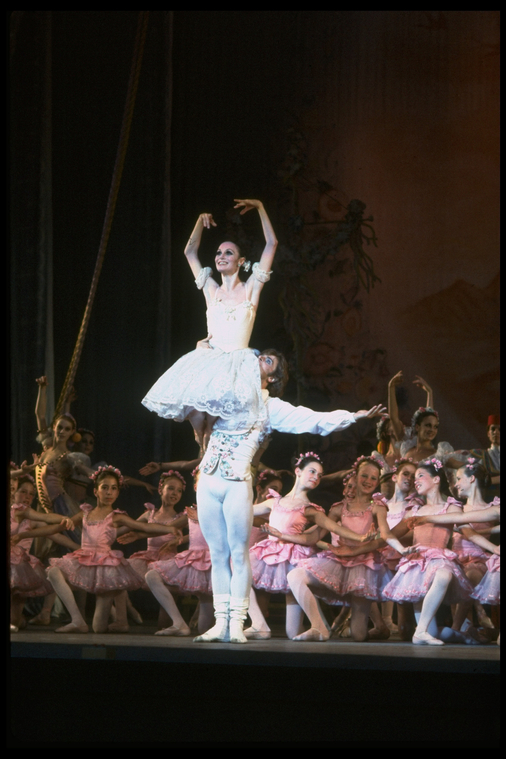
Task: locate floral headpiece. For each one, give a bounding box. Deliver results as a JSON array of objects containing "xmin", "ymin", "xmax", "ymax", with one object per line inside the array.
[
  {"xmin": 90, "ymin": 465, "xmax": 124, "ymax": 485},
  {"xmin": 411, "ymin": 406, "xmax": 439, "ymax": 428},
  {"xmin": 420, "ymin": 457, "xmax": 443, "ymax": 471},
  {"xmin": 18, "ymin": 473, "xmax": 35, "ymax": 485},
  {"xmin": 242, "ymin": 260, "xmax": 251, "ymax": 272},
  {"xmin": 343, "ymin": 470, "xmax": 356, "ymax": 485},
  {"xmin": 295, "ymin": 451, "xmax": 322, "ymax": 468},
  {"xmin": 158, "ymin": 470, "xmax": 186, "ymax": 493},
  {"xmin": 352, "ymin": 455, "xmax": 381, "ymax": 471},
  {"xmin": 10, "ymin": 461, "xmax": 18, "ymax": 470},
  {"xmin": 464, "ymin": 457, "xmax": 478, "ymax": 472}
]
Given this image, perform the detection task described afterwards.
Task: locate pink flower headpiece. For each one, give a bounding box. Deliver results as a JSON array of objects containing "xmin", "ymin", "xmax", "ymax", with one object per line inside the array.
[
  {"xmin": 411, "ymin": 406, "xmax": 439, "ymax": 428},
  {"xmin": 158, "ymin": 470, "xmax": 186, "ymax": 493},
  {"xmin": 421, "ymin": 457, "xmax": 443, "ymax": 471},
  {"xmin": 19, "ymin": 473, "xmax": 35, "ymax": 484},
  {"xmin": 352, "ymin": 455, "xmax": 381, "ymax": 471},
  {"xmin": 343, "ymin": 470, "xmax": 356, "ymax": 485},
  {"xmin": 465, "ymin": 457, "xmax": 478, "ymax": 471},
  {"xmin": 10, "ymin": 461, "xmax": 18, "ymax": 470},
  {"xmin": 90, "ymin": 465, "xmax": 124, "ymax": 485},
  {"xmin": 257, "ymin": 469, "xmax": 278, "ymax": 484},
  {"xmin": 295, "ymin": 451, "xmax": 322, "ymax": 468}
]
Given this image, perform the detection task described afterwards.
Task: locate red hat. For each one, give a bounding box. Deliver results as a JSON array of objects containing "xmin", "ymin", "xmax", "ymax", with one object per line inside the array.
[{"xmin": 487, "ymin": 415, "xmax": 500, "ymax": 427}]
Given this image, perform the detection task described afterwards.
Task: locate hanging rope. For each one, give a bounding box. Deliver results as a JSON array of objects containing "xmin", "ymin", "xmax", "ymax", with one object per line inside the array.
[{"xmin": 53, "ymin": 11, "xmax": 150, "ymax": 421}]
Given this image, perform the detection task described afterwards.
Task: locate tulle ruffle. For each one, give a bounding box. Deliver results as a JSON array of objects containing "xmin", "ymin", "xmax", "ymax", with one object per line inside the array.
[
  {"xmin": 149, "ymin": 549, "xmax": 212, "ymax": 595},
  {"xmin": 10, "ymin": 546, "xmax": 53, "ymax": 596},
  {"xmin": 471, "ymin": 554, "xmax": 500, "ymax": 604},
  {"xmin": 49, "ymin": 549, "xmax": 143, "ymax": 593},
  {"xmin": 382, "ymin": 545, "xmax": 473, "ymax": 604},
  {"xmin": 298, "ymin": 550, "xmax": 391, "ymax": 606},
  {"xmin": 142, "ymin": 346, "xmax": 265, "ymax": 428}
]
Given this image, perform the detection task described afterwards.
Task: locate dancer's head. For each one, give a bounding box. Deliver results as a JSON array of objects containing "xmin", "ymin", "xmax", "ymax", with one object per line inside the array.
[
  {"xmin": 91, "ymin": 466, "xmax": 123, "ymax": 506},
  {"xmin": 158, "ymin": 470, "xmax": 186, "ymax": 506},
  {"xmin": 391, "ymin": 458, "xmax": 416, "ymax": 496},
  {"xmin": 352, "ymin": 456, "xmax": 382, "ymax": 497},
  {"xmin": 414, "ymin": 458, "xmax": 450, "ymax": 498},
  {"xmin": 76, "ymin": 429, "xmax": 95, "ymax": 457},
  {"xmin": 342, "ymin": 472, "xmax": 357, "ymax": 500},
  {"xmin": 259, "ymin": 349, "xmax": 289, "ymax": 398},
  {"xmin": 376, "ymin": 414, "xmax": 394, "ymax": 454},
  {"xmin": 455, "ymin": 458, "xmax": 491, "ymax": 500},
  {"xmin": 255, "ymin": 469, "xmax": 283, "ymax": 500},
  {"xmin": 411, "ymin": 407, "xmax": 439, "ymax": 445},
  {"xmin": 52, "ymin": 413, "xmax": 79, "ymax": 446},
  {"xmin": 293, "ymin": 452, "xmax": 324, "ymax": 490},
  {"xmin": 487, "ymin": 415, "xmax": 500, "ymax": 447},
  {"xmin": 14, "ymin": 475, "xmax": 36, "ymax": 508},
  {"xmin": 215, "ymin": 242, "xmax": 246, "ymax": 276}
]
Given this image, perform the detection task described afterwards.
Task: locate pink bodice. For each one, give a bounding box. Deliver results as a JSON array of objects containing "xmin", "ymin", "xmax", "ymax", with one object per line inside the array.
[
  {"xmin": 340, "ymin": 502, "xmax": 374, "ymax": 545},
  {"xmin": 80, "ymin": 504, "xmax": 120, "ymax": 552},
  {"xmin": 186, "ymin": 517, "xmax": 208, "ymax": 551}
]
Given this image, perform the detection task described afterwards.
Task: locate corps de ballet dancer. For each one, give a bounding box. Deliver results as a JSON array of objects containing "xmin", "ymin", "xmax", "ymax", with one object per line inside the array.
[{"xmin": 142, "ymin": 199, "xmax": 278, "ymax": 453}]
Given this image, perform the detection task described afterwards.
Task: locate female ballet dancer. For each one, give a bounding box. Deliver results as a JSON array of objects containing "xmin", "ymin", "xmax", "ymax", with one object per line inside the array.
[
  {"xmin": 145, "ymin": 468, "xmax": 214, "ymax": 637},
  {"xmin": 246, "ymin": 454, "xmax": 373, "ymax": 640},
  {"xmin": 382, "ymin": 459, "xmax": 473, "ymax": 645},
  {"xmin": 10, "ymin": 476, "xmax": 75, "ymax": 630},
  {"xmin": 250, "ymin": 469, "xmax": 284, "ymax": 547},
  {"xmin": 287, "ymin": 456, "xmax": 412, "ymax": 641},
  {"xmin": 142, "ymin": 199, "xmax": 278, "ymax": 453},
  {"xmin": 46, "ymin": 466, "xmax": 179, "ymax": 633}
]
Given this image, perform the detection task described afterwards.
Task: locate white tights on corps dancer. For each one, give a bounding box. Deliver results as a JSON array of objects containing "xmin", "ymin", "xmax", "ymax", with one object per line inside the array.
[{"xmin": 196, "ymin": 473, "xmax": 253, "ymax": 598}]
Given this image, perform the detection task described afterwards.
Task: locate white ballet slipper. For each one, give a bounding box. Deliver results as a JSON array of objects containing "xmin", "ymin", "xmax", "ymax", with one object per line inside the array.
[
  {"xmin": 10, "ymin": 624, "xmax": 19, "ymax": 633},
  {"xmin": 244, "ymin": 626, "xmax": 271, "ymax": 640},
  {"xmin": 229, "ymin": 596, "xmax": 249, "ymax": 644},
  {"xmin": 412, "ymin": 631, "xmax": 445, "ymax": 646},
  {"xmin": 194, "ymin": 594, "xmax": 229, "ymax": 643}
]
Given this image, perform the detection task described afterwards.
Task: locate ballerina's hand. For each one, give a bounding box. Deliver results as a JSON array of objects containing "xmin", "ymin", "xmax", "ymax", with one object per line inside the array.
[
  {"xmin": 404, "ymin": 515, "xmax": 424, "ymax": 530},
  {"xmin": 60, "ymin": 518, "xmax": 74, "ymax": 531},
  {"xmin": 413, "ymin": 375, "xmax": 431, "ymax": 393},
  {"xmin": 36, "ymin": 376, "xmax": 48, "ymax": 387},
  {"xmin": 399, "ymin": 545, "xmax": 417, "ymax": 556},
  {"xmin": 331, "ymin": 545, "xmax": 357, "ymax": 557},
  {"xmin": 158, "ymin": 536, "xmax": 180, "ymax": 558},
  {"xmin": 354, "ymin": 405, "xmax": 387, "ymax": 420},
  {"xmin": 196, "ymin": 334, "xmax": 213, "ymax": 350},
  {"xmin": 199, "ymin": 213, "xmax": 217, "ymax": 229},
  {"xmin": 11, "ymin": 534, "xmax": 22, "ymax": 546},
  {"xmin": 139, "ymin": 462, "xmax": 160, "ymax": 476},
  {"xmin": 143, "ymin": 482, "xmax": 157, "ymax": 495},
  {"xmin": 361, "ymin": 526, "xmax": 380, "ymax": 542},
  {"xmin": 117, "ymin": 531, "xmax": 139, "ymax": 545},
  {"xmin": 388, "ymin": 371, "xmax": 403, "ymax": 388},
  {"xmin": 185, "ymin": 506, "xmax": 198, "ymax": 521},
  {"xmin": 233, "ymin": 199, "xmax": 263, "ymax": 214},
  {"xmin": 261, "ymin": 524, "xmax": 282, "ymax": 538}
]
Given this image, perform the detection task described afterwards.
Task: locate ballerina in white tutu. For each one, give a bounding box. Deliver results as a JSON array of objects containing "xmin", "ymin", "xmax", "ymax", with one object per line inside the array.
[{"xmin": 142, "ymin": 199, "xmax": 278, "ymax": 453}]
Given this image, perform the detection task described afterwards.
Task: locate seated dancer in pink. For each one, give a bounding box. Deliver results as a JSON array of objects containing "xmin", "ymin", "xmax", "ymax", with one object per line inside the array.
[
  {"xmin": 10, "ymin": 476, "xmax": 74, "ymax": 632},
  {"xmin": 193, "ymin": 349, "xmax": 386, "ymax": 644},
  {"xmin": 412, "ymin": 487, "xmax": 500, "ymax": 634},
  {"xmin": 246, "ymin": 453, "xmax": 370, "ymax": 640},
  {"xmin": 46, "ymin": 466, "xmax": 179, "ymax": 634},
  {"xmin": 125, "ymin": 471, "xmax": 187, "ymax": 586},
  {"xmin": 287, "ymin": 456, "xmax": 413, "ymax": 642},
  {"xmin": 382, "ymin": 459, "xmax": 474, "ymax": 645},
  {"xmin": 145, "ymin": 468, "xmax": 214, "ymax": 637}
]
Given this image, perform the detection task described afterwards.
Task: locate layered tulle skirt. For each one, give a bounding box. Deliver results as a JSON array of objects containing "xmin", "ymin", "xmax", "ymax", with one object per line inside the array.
[
  {"xmin": 250, "ymin": 539, "xmax": 317, "ymax": 594},
  {"xmin": 298, "ymin": 550, "xmax": 391, "ymax": 606},
  {"xmin": 142, "ymin": 346, "xmax": 265, "ymax": 428},
  {"xmin": 49, "ymin": 548, "xmax": 143, "ymax": 594},
  {"xmin": 128, "ymin": 547, "xmax": 178, "ymax": 590},
  {"xmin": 149, "ymin": 547, "xmax": 212, "ymax": 595},
  {"xmin": 471, "ymin": 554, "xmax": 500, "ymax": 605},
  {"xmin": 10, "ymin": 546, "xmax": 53, "ymax": 597},
  {"xmin": 382, "ymin": 545, "xmax": 473, "ymax": 604}
]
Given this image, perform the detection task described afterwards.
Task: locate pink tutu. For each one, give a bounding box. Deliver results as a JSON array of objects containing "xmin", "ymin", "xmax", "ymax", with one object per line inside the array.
[
  {"xmin": 251, "ymin": 539, "xmax": 318, "ymax": 594},
  {"xmin": 382, "ymin": 545, "xmax": 473, "ymax": 604},
  {"xmin": 10, "ymin": 545, "xmax": 53, "ymax": 597},
  {"xmin": 299, "ymin": 549, "xmax": 392, "ymax": 606},
  {"xmin": 149, "ymin": 517, "xmax": 212, "ymax": 595},
  {"xmin": 471, "ymin": 554, "xmax": 500, "ymax": 605},
  {"xmin": 48, "ymin": 504, "xmax": 142, "ymax": 594},
  {"xmin": 128, "ymin": 504, "xmax": 182, "ymax": 590}
]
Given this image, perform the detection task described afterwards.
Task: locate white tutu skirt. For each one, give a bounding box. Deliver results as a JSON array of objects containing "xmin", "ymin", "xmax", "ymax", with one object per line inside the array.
[
  {"xmin": 471, "ymin": 555, "xmax": 500, "ymax": 605},
  {"xmin": 142, "ymin": 346, "xmax": 265, "ymax": 428}
]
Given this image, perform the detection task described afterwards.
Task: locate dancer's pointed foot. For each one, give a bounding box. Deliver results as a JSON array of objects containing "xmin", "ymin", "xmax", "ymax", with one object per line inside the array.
[
  {"xmin": 293, "ymin": 627, "xmax": 330, "ymax": 642},
  {"xmin": 127, "ymin": 606, "xmax": 143, "ymax": 625},
  {"xmin": 28, "ymin": 610, "xmax": 51, "ymax": 626},
  {"xmin": 367, "ymin": 626, "xmax": 391, "ymax": 641},
  {"xmin": 244, "ymin": 626, "xmax": 271, "ymax": 640},
  {"xmin": 55, "ymin": 622, "xmax": 89, "ymax": 634},
  {"xmin": 412, "ymin": 631, "xmax": 444, "ymax": 646},
  {"xmin": 155, "ymin": 624, "xmax": 191, "ymax": 637}
]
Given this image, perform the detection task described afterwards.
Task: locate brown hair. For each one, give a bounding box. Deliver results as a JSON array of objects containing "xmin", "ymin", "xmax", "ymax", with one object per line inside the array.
[{"xmin": 260, "ymin": 348, "xmax": 289, "ymax": 398}]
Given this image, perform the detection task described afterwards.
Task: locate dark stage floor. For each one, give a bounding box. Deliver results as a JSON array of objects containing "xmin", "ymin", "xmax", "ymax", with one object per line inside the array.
[{"xmin": 10, "ymin": 622, "xmax": 500, "ymax": 745}]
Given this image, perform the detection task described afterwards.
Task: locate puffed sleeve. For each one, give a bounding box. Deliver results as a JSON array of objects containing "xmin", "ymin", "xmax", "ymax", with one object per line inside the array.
[
  {"xmin": 195, "ymin": 267, "xmax": 213, "ymax": 290},
  {"xmin": 252, "ymin": 262, "xmax": 272, "ymax": 283}
]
